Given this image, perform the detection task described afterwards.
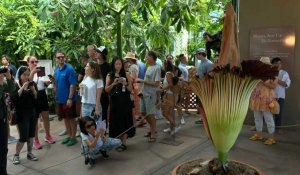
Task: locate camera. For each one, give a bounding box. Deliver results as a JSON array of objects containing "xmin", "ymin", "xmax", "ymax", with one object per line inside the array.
[
  {"xmin": 0, "ymin": 67, "xmax": 8, "ymax": 74},
  {"xmin": 28, "ymin": 81, "xmax": 34, "ymax": 87}
]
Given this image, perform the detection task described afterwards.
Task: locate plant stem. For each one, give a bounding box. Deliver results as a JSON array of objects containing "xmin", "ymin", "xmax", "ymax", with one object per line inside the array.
[{"xmin": 218, "ymin": 151, "xmax": 228, "ymax": 166}]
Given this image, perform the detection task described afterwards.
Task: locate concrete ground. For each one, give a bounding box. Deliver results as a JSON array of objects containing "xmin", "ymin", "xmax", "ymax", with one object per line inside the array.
[{"xmin": 6, "ymin": 112, "xmax": 300, "ymax": 175}]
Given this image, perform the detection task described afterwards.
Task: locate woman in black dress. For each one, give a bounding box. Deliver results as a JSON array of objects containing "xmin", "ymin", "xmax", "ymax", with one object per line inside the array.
[{"xmin": 105, "ymin": 57, "xmax": 135, "ymax": 151}]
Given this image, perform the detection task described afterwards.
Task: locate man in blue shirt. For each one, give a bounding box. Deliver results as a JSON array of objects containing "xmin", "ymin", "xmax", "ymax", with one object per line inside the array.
[
  {"xmin": 195, "ymin": 48, "xmax": 213, "ymax": 78},
  {"xmin": 54, "ymin": 51, "xmax": 78, "ymax": 146},
  {"xmin": 137, "ymin": 59, "xmax": 147, "ymax": 80}
]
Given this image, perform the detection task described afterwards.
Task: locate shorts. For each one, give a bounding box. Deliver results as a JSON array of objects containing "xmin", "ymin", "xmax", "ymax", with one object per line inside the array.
[
  {"xmin": 162, "ymin": 93, "xmax": 177, "ymax": 117},
  {"xmin": 57, "ymin": 103, "xmax": 77, "ymax": 119},
  {"xmin": 37, "ymin": 89, "xmax": 49, "ymax": 114},
  {"xmin": 81, "ymin": 103, "xmax": 103, "ymax": 118},
  {"xmin": 140, "ymin": 95, "xmax": 157, "ymax": 116},
  {"xmin": 162, "ymin": 93, "xmax": 177, "ymax": 108},
  {"xmin": 18, "ymin": 116, "xmax": 37, "ymax": 142}
]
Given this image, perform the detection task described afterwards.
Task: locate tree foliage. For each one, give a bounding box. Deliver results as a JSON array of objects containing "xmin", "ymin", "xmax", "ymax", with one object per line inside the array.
[{"xmin": 0, "ymin": 0, "xmax": 230, "ymax": 67}]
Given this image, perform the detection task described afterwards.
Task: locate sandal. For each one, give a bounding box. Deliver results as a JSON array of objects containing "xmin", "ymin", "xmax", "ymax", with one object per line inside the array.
[
  {"xmin": 148, "ymin": 137, "xmax": 156, "ymax": 143},
  {"xmin": 249, "ymin": 133, "xmax": 263, "ymax": 141},
  {"xmin": 264, "ymin": 138, "xmax": 276, "ymax": 145},
  {"xmin": 116, "ymin": 144, "xmax": 127, "ymax": 152}
]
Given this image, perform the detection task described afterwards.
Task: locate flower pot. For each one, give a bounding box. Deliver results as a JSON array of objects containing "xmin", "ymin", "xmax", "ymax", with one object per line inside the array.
[{"xmin": 172, "ymin": 158, "xmax": 264, "ymax": 175}]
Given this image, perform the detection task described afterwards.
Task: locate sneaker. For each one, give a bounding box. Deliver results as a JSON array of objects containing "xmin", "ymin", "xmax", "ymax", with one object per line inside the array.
[
  {"xmin": 163, "ymin": 128, "xmax": 171, "ymax": 133},
  {"xmin": 249, "ymin": 133, "xmax": 263, "ymax": 141},
  {"xmin": 99, "ymin": 150, "xmax": 109, "ymax": 158},
  {"xmin": 61, "ymin": 137, "xmax": 70, "ymax": 144},
  {"xmin": 33, "ymin": 140, "xmax": 42, "ymax": 150},
  {"xmin": 27, "ymin": 153, "xmax": 38, "ymax": 161},
  {"xmin": 180, "ymin": 117, "xmax": 185, "ymax": 125},
  {"xmin": 264, "ymin": 138, "xmax": 276, "ymax": 145},
  {"xmin": 58, "ymin": 130, "xmax": 67, "ymax": 136},
  {"xmin": 12, "ymin": 154, "xmax": 20, "ymax": 165},
  {"xmin": 66, "ymin": 138, "xmax": 77, "ymax": 146},
  {"xmin": 170, "ymin": 127, "xmax": 181, "ymax": 135},
  {"xmin": 44, "ymin": 135, "xmax": 56, "ymax": 144}
]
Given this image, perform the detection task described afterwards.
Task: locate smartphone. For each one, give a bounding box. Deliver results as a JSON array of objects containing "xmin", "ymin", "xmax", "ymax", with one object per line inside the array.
[
  {"xmin": 28, "ymin": 81, "xmax": 34, "ymax": 87},
  {"xmin": 48, "ymin": 74, "xmax": 54, "ymax": 79},
  {"xmin": 137, "ymin": 93, "xmax": 143, "ymax": 98},
  {"xmin": 120, "ymin": 77, "xmax": 126, "ymax": 82}
]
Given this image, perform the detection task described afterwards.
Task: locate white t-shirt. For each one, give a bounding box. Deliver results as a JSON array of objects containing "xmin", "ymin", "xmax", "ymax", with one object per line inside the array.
[
  {"xmin": 33, "ymin": 74, "xmax": 46, "ymax": 91},
  {"xmin": 142, "ymin": 64, "xmax": 161, "ymax": 96},
  {"xmin": 80, "ymin": 76, "xmax": 104, "ymax": 104},
  {"xmin": 276, "ymin": 69, "xmax": 291, "ymax": 99}
]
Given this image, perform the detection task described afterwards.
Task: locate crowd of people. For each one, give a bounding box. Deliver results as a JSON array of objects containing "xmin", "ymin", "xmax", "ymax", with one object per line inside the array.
[{"xmin": 0, "ymin": 40, "xmax": 291, "ymax": 173}]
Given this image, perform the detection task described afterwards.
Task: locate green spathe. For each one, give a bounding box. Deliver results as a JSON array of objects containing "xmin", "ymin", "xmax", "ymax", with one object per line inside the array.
[{"xmin": 190, "ymin": 72, "xmax": 260, "ymax": 165}]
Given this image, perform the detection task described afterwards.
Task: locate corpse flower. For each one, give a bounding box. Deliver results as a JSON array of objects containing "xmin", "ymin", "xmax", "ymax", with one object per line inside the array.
[{"xmin": 188, "ymin": 3, "xmax": 278, "ymax": 169}]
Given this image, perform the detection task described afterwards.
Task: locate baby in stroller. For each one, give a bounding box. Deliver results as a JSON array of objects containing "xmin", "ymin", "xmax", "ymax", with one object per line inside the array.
[{"xmin": 78, "ymin": 116, "xmax": 121, "ymax": 165}]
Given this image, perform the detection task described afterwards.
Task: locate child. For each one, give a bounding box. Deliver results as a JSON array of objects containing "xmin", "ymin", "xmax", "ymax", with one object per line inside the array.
[{"xmin": 78, "ymin": 117, "xmax": 121, "ymax": 165}]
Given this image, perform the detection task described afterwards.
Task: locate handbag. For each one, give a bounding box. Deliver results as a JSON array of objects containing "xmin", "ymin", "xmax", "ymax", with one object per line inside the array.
[{"xmin": 269, "ymin": 100, "xmax": 280, "ymax": 115}]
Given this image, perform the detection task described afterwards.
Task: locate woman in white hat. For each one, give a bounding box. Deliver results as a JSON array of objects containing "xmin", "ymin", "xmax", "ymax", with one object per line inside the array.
[
  {"xmin": 124, "ymin": 52, "xmax": 140, "ymax": 120},
  {"xmin": 249, "ymin": 57, "xmax": 278, "ymax": 145}
]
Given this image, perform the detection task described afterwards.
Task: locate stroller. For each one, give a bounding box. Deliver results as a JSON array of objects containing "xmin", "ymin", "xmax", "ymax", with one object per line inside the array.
[{"xmin": 79, "ymin": 114, "xmax": 121, "ymax": 166}]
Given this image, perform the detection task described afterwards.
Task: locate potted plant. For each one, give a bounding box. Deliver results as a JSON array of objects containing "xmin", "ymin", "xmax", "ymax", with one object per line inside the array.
[{"xmin": 172, "ymin": 3, "xmax": 278, "ymax": 175}]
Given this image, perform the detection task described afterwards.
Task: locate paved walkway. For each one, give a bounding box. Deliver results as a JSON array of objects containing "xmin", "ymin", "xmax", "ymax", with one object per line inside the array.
[{"xmin": 6, "ymin": 112, "xmax": 300, "ymax": 175}]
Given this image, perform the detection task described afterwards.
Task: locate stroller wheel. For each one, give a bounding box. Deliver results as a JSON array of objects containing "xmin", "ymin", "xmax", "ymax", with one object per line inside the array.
[
  {"xmin": 89, "ymin": 158, "xmax": 96, "ymax": 165},
  {"xmin": 84, "ymin": 157, "xmax": 90, "ymax": 165}
]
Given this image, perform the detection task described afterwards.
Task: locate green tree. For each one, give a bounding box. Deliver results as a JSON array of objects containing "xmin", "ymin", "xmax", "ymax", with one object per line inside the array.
[{"xmin": 0, "ymin": 0, "xmax": 231, "ymax": 67}]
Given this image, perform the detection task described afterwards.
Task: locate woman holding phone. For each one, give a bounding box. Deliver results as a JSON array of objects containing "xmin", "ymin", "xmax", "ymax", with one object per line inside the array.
[
  {"xmin": 105, "ymin": 57, "xmax": 135, "ymax": 151},
  {"xmin": 12, "ymin": 66, "xmax": 39, "ymax": 164},
  {"xmin": 27, "ymin": 56, "xmax": 55, "ymax": 150}
]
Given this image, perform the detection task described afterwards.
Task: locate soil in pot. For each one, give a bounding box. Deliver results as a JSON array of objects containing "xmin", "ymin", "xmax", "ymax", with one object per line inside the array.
[{"xmin": 176, "ymin": 158, "xmax": 261, "ymax": 175}]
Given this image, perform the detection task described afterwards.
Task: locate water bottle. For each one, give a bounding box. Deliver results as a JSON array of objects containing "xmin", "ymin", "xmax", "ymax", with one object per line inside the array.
[{"xmin": 122, "ymin": 85, "xmax": 125, "ymax": 92}]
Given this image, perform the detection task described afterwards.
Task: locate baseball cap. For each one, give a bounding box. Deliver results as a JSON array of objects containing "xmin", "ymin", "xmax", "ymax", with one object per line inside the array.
[
  {"xmin": 195, "ymin": 48, "xmax": 206, "ymax": 55},
  {"xmin": 95, "ymin": 46, "xmax": 108, "ymax": 56}
]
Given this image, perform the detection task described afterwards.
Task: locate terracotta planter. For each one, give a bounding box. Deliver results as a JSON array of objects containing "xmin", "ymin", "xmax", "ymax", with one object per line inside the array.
[{"xmin": 172, "ymin": 159, "xmax": 264, "ymax": 175}]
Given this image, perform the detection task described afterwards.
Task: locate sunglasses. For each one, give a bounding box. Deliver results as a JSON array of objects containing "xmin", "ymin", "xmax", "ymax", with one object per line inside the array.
[
  {"xmin": 56, "ymin": 56, "xmax": 65, "ymax": 59},
  {"xmin": 30, "ymin": 61, "xmax": 39, "ymax": 64},
  {"xmin": 85, "ymin": 123, "xmax": 94, "ymax": 129}
]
